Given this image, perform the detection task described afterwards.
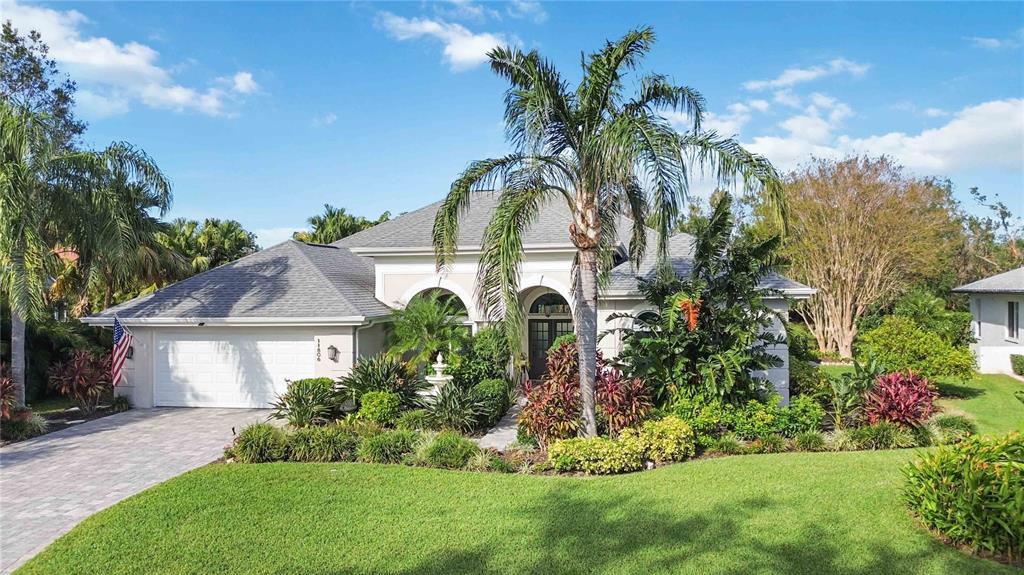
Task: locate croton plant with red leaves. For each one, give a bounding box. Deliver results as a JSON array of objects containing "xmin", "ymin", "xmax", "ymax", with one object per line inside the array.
[{"xmin": 863, "ymin": 371, "xmax": 938, "ymax": 427}]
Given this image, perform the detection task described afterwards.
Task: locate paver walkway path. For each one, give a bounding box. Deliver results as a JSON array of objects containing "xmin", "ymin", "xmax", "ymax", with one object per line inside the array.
[
  {"xmin": 476, "ymin": 399, "xmax": 523, "ymax": 450},
  {"xmin": 0, "ymin": 408, "xmax": 268, "ymax": 574}
]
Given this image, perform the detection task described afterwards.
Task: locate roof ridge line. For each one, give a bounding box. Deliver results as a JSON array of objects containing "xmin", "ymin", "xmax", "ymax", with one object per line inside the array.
[{"xmin": 287, "ymin": 241, "xmax": 362, "ymax": 312}]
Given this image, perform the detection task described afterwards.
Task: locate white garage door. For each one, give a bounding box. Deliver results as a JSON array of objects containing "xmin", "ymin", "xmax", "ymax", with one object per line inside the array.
[{"xmin": 154, "ymin": 329, "xmax": 316, "ymax": 408}]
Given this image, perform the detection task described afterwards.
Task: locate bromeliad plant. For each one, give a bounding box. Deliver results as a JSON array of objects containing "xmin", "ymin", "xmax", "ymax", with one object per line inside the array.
[{"xmin": 606, "ymin": 193, "xmax": 784, "ymax": 405}]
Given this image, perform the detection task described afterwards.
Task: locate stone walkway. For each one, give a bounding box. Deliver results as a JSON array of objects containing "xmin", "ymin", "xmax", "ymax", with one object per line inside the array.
[
  {"xmin": 0, "ymin": 408, "xmax": 268, "ymax": 574},
  {"xmin": 476, "ymin": 400, "xmax": 523, "ymax": 450}
]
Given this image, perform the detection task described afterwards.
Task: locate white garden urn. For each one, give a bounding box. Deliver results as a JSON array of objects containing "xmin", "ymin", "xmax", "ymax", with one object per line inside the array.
[{"xmin": 423, "ymin": 352, "xmax": 454, "ymax": 396}]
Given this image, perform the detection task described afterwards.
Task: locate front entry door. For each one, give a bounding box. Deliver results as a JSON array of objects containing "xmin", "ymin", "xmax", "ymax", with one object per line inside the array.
[{"xmin": 527, "ymin": 319, "xmax": 574, "ymax": 380}]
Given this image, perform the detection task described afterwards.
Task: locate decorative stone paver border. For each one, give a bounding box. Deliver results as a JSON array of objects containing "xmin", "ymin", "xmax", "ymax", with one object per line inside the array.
[{"xmin": 0, "ymin": 408, "xmax": 268, "ymax": 574}]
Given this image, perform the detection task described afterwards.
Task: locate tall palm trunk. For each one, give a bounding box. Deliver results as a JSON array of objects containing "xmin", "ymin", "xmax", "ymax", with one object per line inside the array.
[
  {"xmin": 576, "ymin": 248, "xmax": 599, "ymax": 437},
  {"xmin": 11, "ymin": 308, "xmax": 26, "ymax": 407}
]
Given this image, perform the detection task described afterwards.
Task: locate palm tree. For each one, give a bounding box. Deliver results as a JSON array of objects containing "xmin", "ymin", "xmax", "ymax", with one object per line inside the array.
[
  {"xmin": 387, "ymin": 292, "xmax": 468, "ymax": 372},
  {"xmin": 432, "ymin": 28, "xmax": 784, "ymax": 436},
  {"xmin": 0, "ymin": 102, "xmax": 171, "ymax": 406},
  {"xmin": 158, "ymin": 217, "xmax": 258, "ymax": 274},
  {"xmin": 293, "ymin": 204, "xmax": 390, "ymax": 244}
]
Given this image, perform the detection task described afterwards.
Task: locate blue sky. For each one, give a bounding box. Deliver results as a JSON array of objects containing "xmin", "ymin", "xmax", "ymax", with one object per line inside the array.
[{"xmin": 5, "ymin": 1, "xmax": 1023, "ymax": 246}]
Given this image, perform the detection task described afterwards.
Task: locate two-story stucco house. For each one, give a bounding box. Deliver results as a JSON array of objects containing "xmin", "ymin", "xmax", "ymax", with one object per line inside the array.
[
  {"xmin": 954, "ymin": 266, "xmax": 1023, "ymax": 374},
  {"xmin": 81, "ymin": 194, "xmax": 814, "ymax": 409}
]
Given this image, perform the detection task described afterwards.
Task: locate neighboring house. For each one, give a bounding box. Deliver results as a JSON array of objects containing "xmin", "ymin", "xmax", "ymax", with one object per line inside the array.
[
  {"xmin": 954, "ymin": 266, "xmax": 1024, "ymax": 374},
  {"xmin": 81, "ymin": 194, "xmax": 814, "ymax": 408}
]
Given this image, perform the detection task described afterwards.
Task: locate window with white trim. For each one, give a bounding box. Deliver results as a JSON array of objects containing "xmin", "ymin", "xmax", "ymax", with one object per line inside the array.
[{"xmin": 1008, "ymin": 301, "xmax": 1020, "ymax": 341}]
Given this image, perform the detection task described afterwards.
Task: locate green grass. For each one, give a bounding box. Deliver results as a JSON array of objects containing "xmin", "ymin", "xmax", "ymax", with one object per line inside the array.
[
  {"xmin": 18, "ymin": 375, "xmax": 1023, "ymax": 575},
  {"xmin": 936, "ymin": 374, "xmax": 1024, "ymax": 435},
  {"xmin": 26, "ymin": 396, "xmax": 75, "ymax": 416}
]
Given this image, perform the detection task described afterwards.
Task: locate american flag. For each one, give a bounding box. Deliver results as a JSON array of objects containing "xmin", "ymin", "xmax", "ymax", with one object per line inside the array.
[{"xmin": 112, "ymin": 317, "xmax": 134, "ymax": 386}]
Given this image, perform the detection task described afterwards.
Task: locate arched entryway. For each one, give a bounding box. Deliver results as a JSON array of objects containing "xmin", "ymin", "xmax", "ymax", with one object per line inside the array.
[{"xmin": 521, "ymin": 288, "xmax": 574, "ymax": 380}]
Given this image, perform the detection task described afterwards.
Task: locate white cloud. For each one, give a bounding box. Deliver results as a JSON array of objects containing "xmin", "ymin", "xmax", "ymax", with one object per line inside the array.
[
  {"xmin": 1, "ymin": 0, "xmax": 254, "ymax": 117},
  {"xmin": 744, "ymin": 58, "xmax": 870, "ymax": 91},
  {"xmin": 745, "ymin": 98, "xmax": 1023, "ymax": 173},
  {"xmin": 230, "ymin": 71, "xmax": 259, "ymax": 94},
  {"xmin": 376, "ymin": 12, "xmax": 508, "ymax": 71},
  {"xmin": 254, "ymin": 227, "xmax": 300, "ymax": 247},
  {"xmin": 434, "ymin": 1, "xmax": 501, "ymax": 23},
  {"xmin": 507, "ymin": 0, "xmax": 548, "ymax": 23},
  {"xmin": 966, "ymin": 30, "xmax": 1022, "ymax": 50},
  {"xmin": 312, "ymin": 112, "xmax": 338, "ymax": 127},
  {"xmin": 747, "ymin": 99, "xmax": 770, "ymax": 112},
  {"xmin": 773, "ymin": 90, "xmax": 802, "ymax": 108},
  {"xmin": 923, "ymin": 107, "xmax": 947, "ymax": 118}
]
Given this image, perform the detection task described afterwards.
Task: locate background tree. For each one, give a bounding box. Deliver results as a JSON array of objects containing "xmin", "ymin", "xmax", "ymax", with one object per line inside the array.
[
  {"xmin": 158, "ymin": 217, "xmax": 259, "ymax": 273},
  {"xmin": 293, "ymin": 204, "xmax": 390, "ymax": 244},
  {"xmin": 783, "ymin": 156, "xmax": 960, "ymax": 358},
  {"xmin": 433, "ymin": 28, "xmax": 784, "ymax": 437},
  {"xmin": 1, "ymin": 20, "xmax": 85, "ymax": 148},
  {"xmin": 1, "ymin": 103, "xmax": 171, "ymax": 406}
]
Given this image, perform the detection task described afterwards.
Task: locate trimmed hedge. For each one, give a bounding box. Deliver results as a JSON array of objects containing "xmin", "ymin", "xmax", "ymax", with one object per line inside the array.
[
  {"xmin": 1011, "ymin": 354, "xmax": 1024, "ymax": 376},
  {"xmin": 904, "ymin": 432, "xmax": 1023, "ymax": 563},
  {"xmin": 357, "ymin": 391, "xmax": 401, "ymax": 425},
  {"xmin": 471, "ymin": 378, "xmax": 512, "ymax": 428},
  {"xmin": 548, "ymin": 436, "xmax": 646, "ymax": 474}
]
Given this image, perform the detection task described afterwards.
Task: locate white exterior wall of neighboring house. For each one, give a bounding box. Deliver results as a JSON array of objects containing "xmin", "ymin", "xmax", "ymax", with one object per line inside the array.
[{"xmin": 969, "ymin": 293, "xmax": 1023, "ymax": 374}]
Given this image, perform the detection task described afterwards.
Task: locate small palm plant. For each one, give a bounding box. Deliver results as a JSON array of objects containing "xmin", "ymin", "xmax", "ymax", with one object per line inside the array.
[
  {"xmin": 433, "ymin": 28, "xmax": 785, "ymax": 435},
  {"xmin": 388, "ymin": 292, "xmax": 469, "ymax": 371}
]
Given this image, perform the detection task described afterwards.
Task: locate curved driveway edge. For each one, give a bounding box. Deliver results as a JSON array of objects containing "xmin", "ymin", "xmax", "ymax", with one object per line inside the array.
[{"xmin": 0, "ymin": 408, "xmax": 268, "ymax": 574}]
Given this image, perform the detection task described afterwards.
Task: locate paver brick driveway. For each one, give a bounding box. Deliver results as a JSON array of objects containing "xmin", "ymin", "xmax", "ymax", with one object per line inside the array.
[{"xmin": 0, "ymin": 408, "xmax": 269, "ymax": 574}]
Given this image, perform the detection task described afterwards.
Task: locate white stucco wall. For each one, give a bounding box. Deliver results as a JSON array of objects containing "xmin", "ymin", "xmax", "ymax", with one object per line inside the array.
[{"xmin": 969, "ymin": 294, "xmax": 1023, "ymax": 374}]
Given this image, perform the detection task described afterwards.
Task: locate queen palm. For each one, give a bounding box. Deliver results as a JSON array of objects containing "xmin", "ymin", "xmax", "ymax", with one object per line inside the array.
[
  {"xmin": 433, "ymin": 28, "xmax": 784, "ymax": 437},
  {"xmin": 0, "ymin": 102, "xmax": 171, "ymax": 406}
]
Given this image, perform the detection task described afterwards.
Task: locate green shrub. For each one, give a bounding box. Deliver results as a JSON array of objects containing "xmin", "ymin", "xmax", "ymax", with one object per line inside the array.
[
  {"xmin": 333, "ymin": 417, "xmax": 383, "ymax": 438},
  {"xmin": 395, "ymin": 409, "xmax": 434, "ymax": 431},
  {"xmin": 357, "ymin": 429, "xmax": 419, "ymax": 464},
  {"xmin": 731, "ymin": 399, "xmax": 784, "ymax": 440},
  {"xmin": 670, "ymin": 394, "xmax": 731, "ymax": 437},
  {"xmin": 779, "ymin": 395, "xmax": 825, "ymax": 435},
  {"xmin": 109, "ymin": 395, "xmax": 132, "ymax": 413},
  {"xmin": 233, "ymin": 423, "xmax": 288, "ymax": 463},
  {"xmin": 341, "ymin": 355, "xmax": 428, "ymax": 408},
  {"xmin": 422, "ymin": 430, "xmax": 479, "ymax": 469},
  {"xmin": 706, "ymin": 434, "xmax": 745, "ymax": 456},
  {"xmin": 358, "ymin": 391, "xmax": 401, "ymax": 425},
  {"xmin": 794, "ymin": 431, "xmax": 827, "ymax": 452},
  {"xmin": 547, "ymin": 435, "xmax": 646, "ymax": 474},
  {"xmin": 1011, "ymin": 354, "xmax": 1024, "ymax": 376},
  {"xmin": 471, "ymin": 378, "xmax": 512, "ymax": 428},
  {"xmin": 857, "ymin": 316, "xmax": 975, "ymax": 381},
  {"xmin": 826, "ymin": 430, "xmax": 858, "ymax": 452},
  {"xmin": 847, "ymin": 421, "xmax": 917, "ymax": 450},
  {"xmin": 429, "ymin": 383, "xmax": 484, "ymax": 433},
  {"xmin": 288, "ymin": 425, "xmax": 360, "ymax": 462},
  {"xmin": 0, "ymin": 413, "xmax": 48, "ymax": 441},
  {"xmin": 747, "ymin": 434, "xmax": 788, "ymax": 454},
  {"xmin": 548, "ymin": 333, "xmax": 576, "ymax": 353},
  {"xmin": 1016, "ymin": 390, "xmax": 1024, "ymax": 406},
  {"xmin": 619, "ymin": 416, "xmax": 695, "ymax": 464},
  {"xmin": 271, "ymin": 377, "xmax": 339, "ymax": 428},
  {"xmin": 903, "ymin": 433, "xmax": 1023, "ymax": 562},
  {"xmin": 928, "ymin": 414, "xmax": 977, "ymax": 445},
  {"xmin": 448, "ymin": 327, "xmax": 511, "ymax": 389}
]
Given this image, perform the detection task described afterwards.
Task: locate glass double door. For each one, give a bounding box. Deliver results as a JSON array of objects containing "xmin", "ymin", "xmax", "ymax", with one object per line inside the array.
[{"xmin": 527, "ymin": 319, "xmax": 574, "ymax": 380}]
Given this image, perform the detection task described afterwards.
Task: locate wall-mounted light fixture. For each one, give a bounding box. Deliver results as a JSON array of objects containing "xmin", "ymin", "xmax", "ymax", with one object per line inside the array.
[
  {"xmin": 327, "ymin": 345, "xmax": 339, "ymax": 362},
  {"xmin": 126, "ymin": 346, "xmax": 134, "ymax": 359}
]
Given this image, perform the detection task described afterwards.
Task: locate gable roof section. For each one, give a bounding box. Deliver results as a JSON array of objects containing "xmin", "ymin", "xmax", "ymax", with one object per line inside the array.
[
  {"xmin": 333, "ymin": 192, "xmax": 575, "ymax": 251},
  {"xmin": 953, "ymin": 267, "xmax": 1024, "ymax": 294},
  {"xmin": 82, "ymin": 241, "xmax": 392, "ymax": 324}
]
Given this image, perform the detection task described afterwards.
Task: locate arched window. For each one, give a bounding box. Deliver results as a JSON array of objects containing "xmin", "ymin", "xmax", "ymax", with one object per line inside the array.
[
  {"xmin": 411, "ymin": 288, "xmax": 468, "ymax": 317},
  {"xmin": 529, "ymin": 293, "xmax": 571, "ymax": 316},
  {"xmin": 635, "ymin": 311, "xmax": 659, "ymax": 326}
]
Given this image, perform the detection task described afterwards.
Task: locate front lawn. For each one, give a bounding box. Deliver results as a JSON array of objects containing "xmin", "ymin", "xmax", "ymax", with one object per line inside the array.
[
  {"xmin": 18, "ymin": 374, "xmax": 1022, "ymax": 575},
  {"xmin": 18, "ymin": 450, "xmax": 1016, "ymax": 575},
  {"xmin": 936, "ymin": 374, "xmax": 1024, "ymax": 435}
]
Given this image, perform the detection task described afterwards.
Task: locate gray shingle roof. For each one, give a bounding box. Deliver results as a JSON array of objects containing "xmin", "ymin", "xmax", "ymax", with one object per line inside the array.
[
  {"xmin": 333, "ymin": 192, "xmax": 574, "ymax": 250},
  {"xmin": 953, "ymin": 267, "xmax": 1024, "ymax": 294},
  {"xmin": 85, "ymin": 241, "xmax": 392, "ymax": 321}
]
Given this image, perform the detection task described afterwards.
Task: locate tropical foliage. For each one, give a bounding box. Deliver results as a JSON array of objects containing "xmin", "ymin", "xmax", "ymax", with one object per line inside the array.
[
  {"xmin": 292, "ymin": 204, "xmax": 389, "ymax": 244},
  {"xmin": 157, "ymin": 218, "xmax": 259, "ymax": 274},
  {"xmin": 433, "ymin": 27, "xmax": 784, "ymax": 436},
  {"xmin": 857, "ymin": 316, "xmax": 976, "ymax": 381},
  {"xmin": 608, "ymin": 193, "xmax": 783, "ymax": 403},
  {"xmin": 388, "ymin": 291, "xmax": 468, "ymax": 371}
]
